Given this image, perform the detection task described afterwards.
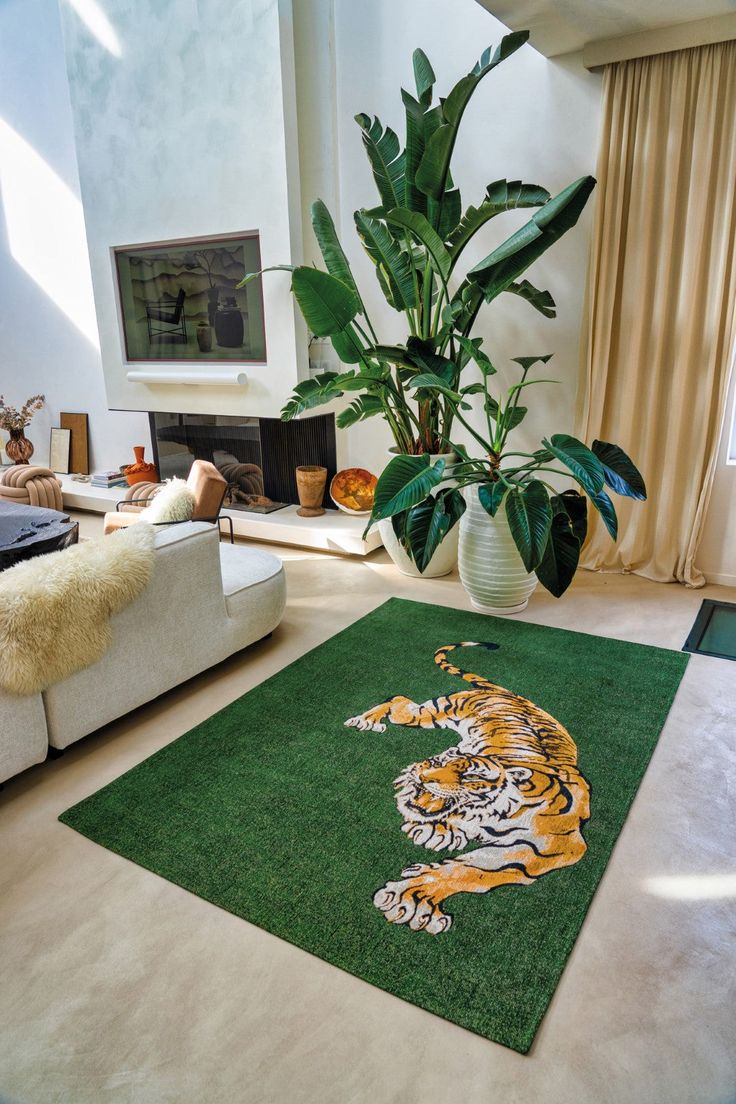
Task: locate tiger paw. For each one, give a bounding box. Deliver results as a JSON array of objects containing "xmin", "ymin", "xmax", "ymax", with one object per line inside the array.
[
  {"xmin": 373, "ymin": 868, "xmax": 452, "ymax": 934},
  {"xmin": 344, "ymin": 712, "xmax": 386, "ymax": 733}
]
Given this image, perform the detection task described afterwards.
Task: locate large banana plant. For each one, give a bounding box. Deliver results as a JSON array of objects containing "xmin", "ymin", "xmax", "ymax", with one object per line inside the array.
[
  {"xmin": 363, "ymin": 351, "xmax": 647, "ymax": 596},
  {"xmin": 241, "ymin": 31, "xmax": 596, "ymax": 463}
]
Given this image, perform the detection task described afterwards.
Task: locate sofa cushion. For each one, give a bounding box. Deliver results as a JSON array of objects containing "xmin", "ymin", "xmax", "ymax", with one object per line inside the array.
[{"xmin": 218, "ymin": 542, "xmax": 283, "ymax": 597}]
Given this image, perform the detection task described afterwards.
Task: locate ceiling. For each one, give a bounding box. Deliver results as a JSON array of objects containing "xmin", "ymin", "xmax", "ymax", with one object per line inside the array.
[{"xmin": 475, "ymin": 0, "xmax": 736, "ymax": 57}]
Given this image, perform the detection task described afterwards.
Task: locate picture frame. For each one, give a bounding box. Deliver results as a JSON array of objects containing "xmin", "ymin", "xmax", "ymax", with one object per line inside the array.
[
  {"xmin": 112, "ymin": 232, "xmax": 267, "ymax": 365},
  {"xmin": 60, "ymin": 412, "xmax": 89, "ymax": 474},
  {"xmin": 49, "ymin": 427, "xmax": 71, "ymax": 474}
]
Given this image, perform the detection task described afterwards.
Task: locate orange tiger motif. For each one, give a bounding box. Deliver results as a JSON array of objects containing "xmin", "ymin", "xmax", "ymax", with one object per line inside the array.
[{"xmin": 345, "ymin": 642, "xmax": 590, "ymax": 934}]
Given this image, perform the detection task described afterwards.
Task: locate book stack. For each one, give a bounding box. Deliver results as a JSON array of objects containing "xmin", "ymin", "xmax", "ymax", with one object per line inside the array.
[{"xmin": 91, "ymin": 469, "xmax": 127, "ymax": 489}]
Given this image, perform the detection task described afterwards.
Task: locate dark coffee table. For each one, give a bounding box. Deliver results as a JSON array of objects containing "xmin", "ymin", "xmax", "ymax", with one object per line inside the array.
[{"xmin": 0, "ymin": 502, "xmax": 79, "ymax": 571}]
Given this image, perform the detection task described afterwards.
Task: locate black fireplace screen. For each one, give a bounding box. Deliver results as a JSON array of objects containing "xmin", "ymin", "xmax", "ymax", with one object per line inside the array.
[{"xmin": 148, "ymin": 412, "xmax": 337, "ymax": 509}]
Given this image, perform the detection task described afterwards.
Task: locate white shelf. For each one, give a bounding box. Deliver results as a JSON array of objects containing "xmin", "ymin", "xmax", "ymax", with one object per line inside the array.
[{"xmin": 58, "ymin": 473, "xmax": 382, "ymax": 558}]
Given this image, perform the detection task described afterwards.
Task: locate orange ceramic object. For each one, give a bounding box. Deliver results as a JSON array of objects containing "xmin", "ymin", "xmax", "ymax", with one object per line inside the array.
[
  {"xmin": 123, "ymin": 445, "xmax": 158, "ymax": 486},
  {"xmin": 330, "ymin": 468, "xmax": 377, "ymax": 514}
]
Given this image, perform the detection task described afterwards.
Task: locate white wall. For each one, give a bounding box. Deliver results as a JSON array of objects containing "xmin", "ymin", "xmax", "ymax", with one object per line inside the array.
[
  {"xmin": 294, "ymin": 0, "xmax": 604, "ymax": 475},
  {"xmin": 0, "ymin": 0, "xmax": 149, "ymax": 472},
  {"xmin": 58, "ymin": 0, "xmax": 307, "ymax": 421}
]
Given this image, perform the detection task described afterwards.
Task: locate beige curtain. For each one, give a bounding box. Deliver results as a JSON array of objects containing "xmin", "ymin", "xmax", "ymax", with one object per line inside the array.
[{"xmin": 578, "ymin": 41, "xmax": 736, "ymax": 586}]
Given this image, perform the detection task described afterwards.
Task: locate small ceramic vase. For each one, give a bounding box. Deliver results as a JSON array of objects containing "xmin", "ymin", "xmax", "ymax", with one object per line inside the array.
[
  {"xmin": 296, "ymin": 465, "xmax": 327, "ymax": 517},
  {"xmin": 124, "ymin": 445, "xmax": 158, "ymax": 486}
]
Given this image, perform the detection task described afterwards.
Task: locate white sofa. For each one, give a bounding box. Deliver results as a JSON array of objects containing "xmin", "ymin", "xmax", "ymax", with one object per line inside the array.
[{"xmin": 0, "ymin": 522, "xmax": 286, "ymax": 782}]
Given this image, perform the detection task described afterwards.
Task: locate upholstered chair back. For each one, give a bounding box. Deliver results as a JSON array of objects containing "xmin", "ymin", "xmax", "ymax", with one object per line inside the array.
[{"xmin": 187, "ymin": 460, "xmax": 227, "ymax": 521}]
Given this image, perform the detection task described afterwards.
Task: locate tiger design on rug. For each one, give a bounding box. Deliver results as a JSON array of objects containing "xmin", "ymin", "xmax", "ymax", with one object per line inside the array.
[{"xmin": 345, "ymin": 642, "xmax": 590, "ymax": 934}]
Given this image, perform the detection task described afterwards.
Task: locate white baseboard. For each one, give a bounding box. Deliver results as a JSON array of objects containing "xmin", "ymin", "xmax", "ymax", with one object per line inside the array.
[{"xmin": 703, "ymin": 571, "xmax": 736, "ymax": 588}]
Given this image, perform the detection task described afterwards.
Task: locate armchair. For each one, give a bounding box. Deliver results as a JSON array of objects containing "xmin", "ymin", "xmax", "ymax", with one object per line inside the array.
[{"xmin": 103, "ymin": 459, "xmax": 233, "ymax": 541}]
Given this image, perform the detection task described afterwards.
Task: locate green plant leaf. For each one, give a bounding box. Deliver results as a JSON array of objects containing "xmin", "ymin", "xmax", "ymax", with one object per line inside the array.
[
  {"xmin": 291, "ymin": 267, "xmax": 361, "ymax": 337},
  {"xmin": 552, "ymin": 489, "xmax": 588, "ymax": 546},
  {"xmin": 504, "ymin": 479, "xmax": 552, "ymax": 572},
  {"xmin": 535, "ymin": 511, "xmax": 581, "ymax": 598},
  {"xmin": 354, "ymin": 210, "xmax": 418, "ymax": 311},
  {"xmin": 336, "ymin": 394, "xmax": 384, "ymax": 429},
  {"xmin": 311, "ymin": 200, "xmax": 361, "ymax": 299},
  {"xmin": 478, "ymin": 481, "xmax": 506, "ymax": 517},
  {"xmin": 505, "ymin": 280, "xmax": 556, "ymax": 318},
  {"xmin": 436, "ymin": 188, "xmax": 463, "ymax": 238},
  {"xmin": 237, "ymin": 265, "xmax": 293, "ymax": 289},
  {"xmin": 455, "ymin": 335, "xmax": 496, "ymax": 374},
  {"xmin": 408, "ymin": 372, "xmax": 462, "ymax": 399},
  {"xmin": 543, "ymin": 433, "xmax": 605, "ymax": 495},
  {"xmin": 413, "ymin": 48, "xmax": 435, "ymax": 105},
  {"xmin": 590, "ymin": 488, "xmax": 618, "ymax": 540},
  {"xmin": 511, "ymin": 354, "xmax": 554, "ymax": 371},
  {"xmin": 386, "ymin": 208, "xmax": 451, "ymax": 282},
  {"xmin": 468, "ymin": 176, "xmax": 596, "ymax": 303},
  {"xmin": 447, "ymin": 179, "xmax": 550, "ymax": 260},
  {"xmin": 367, "ymin": 454, "xmax": 446, "ymax": 528},
  {"xmin": 355, "ymin": 113, "xmax": 405, "ymax": 210},
  {"xmin": 403, "ymin": 487, "xmax": 465, "ymax": 572},
  {"xmin": 592, "ymin": 440, "xmax": 647, "ymax": 500},
  {"xmin": 416, "ymin": 32, "xmax": 529, "ymax": 203},
  {"xmin": 330, "ymin": 325, "xmax": 363, "ymax": 365},
  {"xmin": 401, "ymin": 89, "xmax": 430, "ymax": 216},
  {"xmin": 280, "ymin": 372, "xmax": 342, "ymax": 420}
]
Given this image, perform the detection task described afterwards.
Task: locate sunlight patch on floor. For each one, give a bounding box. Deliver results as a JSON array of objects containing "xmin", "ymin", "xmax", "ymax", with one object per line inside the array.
[{"xmin": 644, "ymin": 873, "xmax": 736, "ymax": 900}]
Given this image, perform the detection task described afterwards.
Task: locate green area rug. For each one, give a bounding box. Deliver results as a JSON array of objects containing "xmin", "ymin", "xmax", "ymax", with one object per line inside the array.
[{"xmin": 60, "ymin": 598, "xmax": 688, "ymax": 1052}]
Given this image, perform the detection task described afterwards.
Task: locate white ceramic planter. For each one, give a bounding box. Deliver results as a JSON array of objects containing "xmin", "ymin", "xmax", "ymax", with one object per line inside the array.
[
  {"xmin": 458, "ymin": 486, "xmax": 537, "ymax": 614},
  {"xmin": 379, "ymin": 450, "xmax": 458, "ymax": 578},
  {"xmin": 379, "ymin": 517, "xmax": 459, "ymax": 578}
]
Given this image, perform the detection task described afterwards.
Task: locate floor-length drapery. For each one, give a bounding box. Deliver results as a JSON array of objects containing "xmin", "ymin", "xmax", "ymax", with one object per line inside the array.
[{"xmin": 578, "ymin": 41, "xmax": 736, "ymax": 585}]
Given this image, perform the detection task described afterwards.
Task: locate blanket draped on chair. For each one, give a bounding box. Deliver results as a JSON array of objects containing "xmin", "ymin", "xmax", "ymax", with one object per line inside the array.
[{"xmin": 0, "ymin": 523, "xmax": 156, "ymax": 695}]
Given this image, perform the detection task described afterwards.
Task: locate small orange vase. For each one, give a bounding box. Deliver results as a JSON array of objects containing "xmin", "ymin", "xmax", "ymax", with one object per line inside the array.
[{"xmin": 123, "ymin": 445, "xmax": 158, "ymax": 486}]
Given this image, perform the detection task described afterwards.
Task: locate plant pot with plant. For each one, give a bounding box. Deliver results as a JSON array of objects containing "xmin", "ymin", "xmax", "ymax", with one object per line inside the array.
[
  {"xmin": 0, "ymin": 394, "xmax": 45, "ymax": 465},
  {"xmin": 364, "ymin": 350, "xmax": 647, "ymax": 611},
  {"xmin": 241, "ymin": 30, "xmax": 598, "ymax": 575}
]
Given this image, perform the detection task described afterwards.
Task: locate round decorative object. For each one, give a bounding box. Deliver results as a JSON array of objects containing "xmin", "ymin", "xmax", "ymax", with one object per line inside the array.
[
  {"xmin": 458, "ymin": 486, "xmax": 537, "ymax": 614},
  {"xmin": 5, "ymin": 429, "xmax": 34, "ymax": 465},
  {"xmin": 330, "ymin": 468, "xmax": 377, "ymax": 514},
  {"xmin": 123, "ymin": 445, "xmax": 158, "ymax": 486}
]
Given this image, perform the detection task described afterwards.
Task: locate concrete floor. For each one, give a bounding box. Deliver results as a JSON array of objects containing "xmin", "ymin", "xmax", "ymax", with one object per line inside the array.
[{"xmin": 1, "ymin": 513, "xmax": 735, "ymax": 1104}]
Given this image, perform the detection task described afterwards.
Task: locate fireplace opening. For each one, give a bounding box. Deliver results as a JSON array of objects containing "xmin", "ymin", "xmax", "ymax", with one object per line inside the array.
[{"xmin": 148, "ymin": 412, "xmax": 337, "ymax": 512}]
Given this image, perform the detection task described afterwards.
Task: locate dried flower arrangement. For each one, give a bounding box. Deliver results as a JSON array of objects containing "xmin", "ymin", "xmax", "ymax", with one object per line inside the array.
[{"xmin": 0, "ymin": 394, "xmax": 45, "ymax": 432}]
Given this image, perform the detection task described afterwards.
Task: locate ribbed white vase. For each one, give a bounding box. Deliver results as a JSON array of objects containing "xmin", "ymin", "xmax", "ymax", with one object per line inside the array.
[
  {"xmin": 378, "ymin": 450, "xmax": 458, "ymax": 578},
  {"xmin": 458, "ymin": 486, "xmax": 537, "ymax": 614}
]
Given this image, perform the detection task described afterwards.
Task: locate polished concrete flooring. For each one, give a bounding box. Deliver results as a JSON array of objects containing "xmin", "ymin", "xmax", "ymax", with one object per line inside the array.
[{"xmin": 1, "ymin": 514, "xmax": 735, "ymax": 1104}]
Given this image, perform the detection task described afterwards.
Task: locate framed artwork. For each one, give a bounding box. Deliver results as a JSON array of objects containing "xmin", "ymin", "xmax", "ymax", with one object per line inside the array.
[
  {"xmin": 113, "ymin": 233, "xmax": 267, "ymax": 364},
  {"xmin": 60, "ymin": 412, "xmax": 89, "ymax": 474},
  {"xmin": 49, "ymin": 427, "xmax": 71, "ymax": 474}
]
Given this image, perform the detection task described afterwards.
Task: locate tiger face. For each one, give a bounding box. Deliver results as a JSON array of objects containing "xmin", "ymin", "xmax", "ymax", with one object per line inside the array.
[{"xmin": 394, "ymin": 747, "xmax": 532, "ymax": 852}]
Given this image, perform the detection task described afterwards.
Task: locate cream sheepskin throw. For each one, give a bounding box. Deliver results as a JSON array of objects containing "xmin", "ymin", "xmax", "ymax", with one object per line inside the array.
[
  {"xmin": 0, "ymin": 522, "xmax": 156, "ymax": 696},
  {"xmin": 140, "ymin": 478, "xmax": 195, "ymax": 523}
]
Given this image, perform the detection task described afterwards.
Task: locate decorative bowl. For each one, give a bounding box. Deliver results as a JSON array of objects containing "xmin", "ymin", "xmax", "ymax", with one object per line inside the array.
[{"xmin": 330, "ymin": 468, "xmax": 377, "ymax": 515}]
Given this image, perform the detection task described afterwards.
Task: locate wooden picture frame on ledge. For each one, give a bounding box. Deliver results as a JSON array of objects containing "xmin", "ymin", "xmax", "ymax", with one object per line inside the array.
[
  {"xmin": 49, "ymin": 427, "xmax": 71, "ymax": 474},
  {"xmin": 60, "ymin": 411, "xmax": 89, "ymax": 474}
]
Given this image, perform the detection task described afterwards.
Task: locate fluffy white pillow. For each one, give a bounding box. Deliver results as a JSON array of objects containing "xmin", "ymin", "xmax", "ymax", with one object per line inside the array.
[{"xmin": 140, "ymin": 478, "xmax": 195, "ymax": 523}]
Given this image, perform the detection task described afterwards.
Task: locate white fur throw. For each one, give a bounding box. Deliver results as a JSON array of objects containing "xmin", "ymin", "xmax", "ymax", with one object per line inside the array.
[
  {"xmin": 0, "ymin": 523, "xmax": 156, "ymax": 696},
  {"xmin": 140, "ymin": 478, "xmax": 195, "ymax": 523}
]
